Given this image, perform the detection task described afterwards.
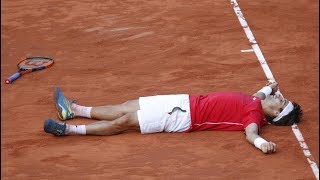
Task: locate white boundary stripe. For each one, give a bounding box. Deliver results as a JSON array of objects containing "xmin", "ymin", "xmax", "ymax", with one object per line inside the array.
[
  {"xmin": 292, "ymin": 124, "xmax": 319, "ymax": 178},
  {"xmin": 230, "ymin": 0, "xmax": 319, "ymax": 179},
  {"xmin": 240, "ymin": 49, "xmax": 254, "ymax": 53}
]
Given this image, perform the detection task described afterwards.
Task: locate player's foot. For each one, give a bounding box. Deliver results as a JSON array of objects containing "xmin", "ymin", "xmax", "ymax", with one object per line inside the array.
[
  {"xmin": 55, "ymin": 87, "xmax": 75, "ymax": 120},
  {"xmin": 44, "ymin": 118, "xmax": 66, "ymax": 136}
]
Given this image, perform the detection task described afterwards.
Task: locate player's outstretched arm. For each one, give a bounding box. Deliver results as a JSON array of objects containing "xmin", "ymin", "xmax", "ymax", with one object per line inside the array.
[{"xmin": 245, "ymin": 123, "xmax": 277, "ymax": 154}]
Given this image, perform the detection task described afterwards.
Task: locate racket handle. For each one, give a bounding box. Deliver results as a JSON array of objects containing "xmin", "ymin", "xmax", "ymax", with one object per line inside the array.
[{"xmin": 5, "ymin": 72, "xmax": 21, "ymax": 84}]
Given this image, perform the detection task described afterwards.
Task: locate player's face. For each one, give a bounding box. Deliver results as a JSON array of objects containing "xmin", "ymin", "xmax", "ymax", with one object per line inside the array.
[{"xmin": 264, "ymin": 94, "xmax": 289, "ymax": 117}]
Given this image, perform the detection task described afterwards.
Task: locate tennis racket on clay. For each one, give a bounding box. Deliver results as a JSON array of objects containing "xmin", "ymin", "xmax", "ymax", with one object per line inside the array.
[{"xmin": 5, "ymin": 56, "xmax": 54, "ymax": 84}]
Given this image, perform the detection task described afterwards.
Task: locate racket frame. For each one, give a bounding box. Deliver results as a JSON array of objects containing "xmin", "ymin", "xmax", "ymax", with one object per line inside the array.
[{"xmin": 5, "ymin": 56, "xmax": 54, "ymax": 84}]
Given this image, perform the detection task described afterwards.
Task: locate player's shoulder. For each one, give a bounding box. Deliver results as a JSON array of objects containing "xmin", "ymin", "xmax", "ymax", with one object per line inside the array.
[{"xmin": 244, "ymin": 94, "xmax": 263, "ymax": 111}]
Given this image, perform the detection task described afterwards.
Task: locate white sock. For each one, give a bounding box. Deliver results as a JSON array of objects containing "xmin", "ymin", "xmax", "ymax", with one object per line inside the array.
[
  {"xmin": 65, "ymin": 124, "xmax": 86, "ymax": 135},
  {"xmin": 71, "ymin": 103, "xmax": 92, "ymax": 118}
]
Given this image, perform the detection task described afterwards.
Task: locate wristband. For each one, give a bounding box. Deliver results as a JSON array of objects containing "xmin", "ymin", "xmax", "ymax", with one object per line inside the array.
[
  {"xmin": 254, "ymin": 137, "xmax": 268, "ymax": 150},
  {"xmin": 257, "ymin": 86, "xmax": 272, "ymax": 97}
]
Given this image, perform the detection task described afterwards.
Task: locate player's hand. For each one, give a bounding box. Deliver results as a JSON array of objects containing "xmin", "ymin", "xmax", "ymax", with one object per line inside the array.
[
  {"xmin": 266, "ymin": 82, "xmax": 279, "ymax": 94},
  {"xmin": 261, "ymin": 142, "xmax": 277, "ymax": 154}
]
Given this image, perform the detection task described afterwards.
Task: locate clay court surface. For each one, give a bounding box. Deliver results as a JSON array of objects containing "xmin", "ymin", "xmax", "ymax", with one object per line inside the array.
[{"xmin": 1, "ymin": 0, "xmax": 319, "ymax": 179}]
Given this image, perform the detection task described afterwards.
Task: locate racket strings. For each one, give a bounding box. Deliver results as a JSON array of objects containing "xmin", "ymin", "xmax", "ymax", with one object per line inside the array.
[{"xmin": 18, "ymin": 58, "xmax": 53, "ymax": 69}]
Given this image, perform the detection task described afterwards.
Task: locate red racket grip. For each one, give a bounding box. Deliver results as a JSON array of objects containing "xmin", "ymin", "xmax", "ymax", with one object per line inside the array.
[{"xmin": 5, "ymin": 72, "xmax": 21, "ymax": 84}]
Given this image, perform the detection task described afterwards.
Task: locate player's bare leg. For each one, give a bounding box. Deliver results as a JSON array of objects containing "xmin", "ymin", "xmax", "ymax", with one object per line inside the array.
[
  {"xmin": 85, "ymin": 112, "xmax": 140, "ymax": 135},
  {"xmin": 70, "ymin": 100, "xmax": 139, "ymax": 120},
  {"xmin": 55, "ymin": 86, "xmax": 140, "ymax": 121},
  {"xmin": 44, "ymin": 112, "xmax": 140, "ymax": 136},
  {"xmin": 87, "ymin": 100, "xmax": 140, "ymax": 121}
]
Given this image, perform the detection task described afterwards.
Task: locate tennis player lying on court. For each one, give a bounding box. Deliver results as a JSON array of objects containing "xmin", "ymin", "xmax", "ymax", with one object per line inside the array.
[{"xmin": 44, "ymin": 82, "xmax": 302, "ymax": 154}]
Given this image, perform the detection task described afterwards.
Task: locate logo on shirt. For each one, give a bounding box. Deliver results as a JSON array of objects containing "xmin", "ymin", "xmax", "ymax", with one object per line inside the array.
[{"xmin": 253, "ymin": 97, "xmax": 257, "ymax": 101}]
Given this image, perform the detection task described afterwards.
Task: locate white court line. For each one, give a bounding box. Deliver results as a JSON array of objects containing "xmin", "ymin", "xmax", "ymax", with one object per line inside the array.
[
  {"xmin": 241, "ymin": 49, "xmax": 254, "ymax": 53},
  {"xmin": 230, "ymin": 0, "xmax": 319, "ymax": 179}
]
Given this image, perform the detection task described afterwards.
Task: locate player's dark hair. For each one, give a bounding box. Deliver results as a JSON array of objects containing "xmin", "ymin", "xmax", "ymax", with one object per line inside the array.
[{"xmin": 266, "ymin": 102, "xmax": 303, "ymax": 126}]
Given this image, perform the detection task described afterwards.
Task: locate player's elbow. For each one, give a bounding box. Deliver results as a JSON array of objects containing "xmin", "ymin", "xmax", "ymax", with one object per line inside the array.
[{"xmin": 245, "ymin": 123, "xmax": 259, "ymax": 143}]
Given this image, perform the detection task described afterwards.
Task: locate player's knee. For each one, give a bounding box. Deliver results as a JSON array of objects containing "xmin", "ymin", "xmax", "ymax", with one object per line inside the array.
[
  {"xmin": 113, "ymin": 113, "xmax": 129, "ymax": 126},
  {"xmin": 122, "ymin": 100, "xmax": 131, "ymax": 106},
  {"xmin": 121, "ymin": 100, "xmax": 139, "ymax": 112},
  {"xmin": 114, "ymin": 113, "xmax": 138, "ymax": 129}
]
